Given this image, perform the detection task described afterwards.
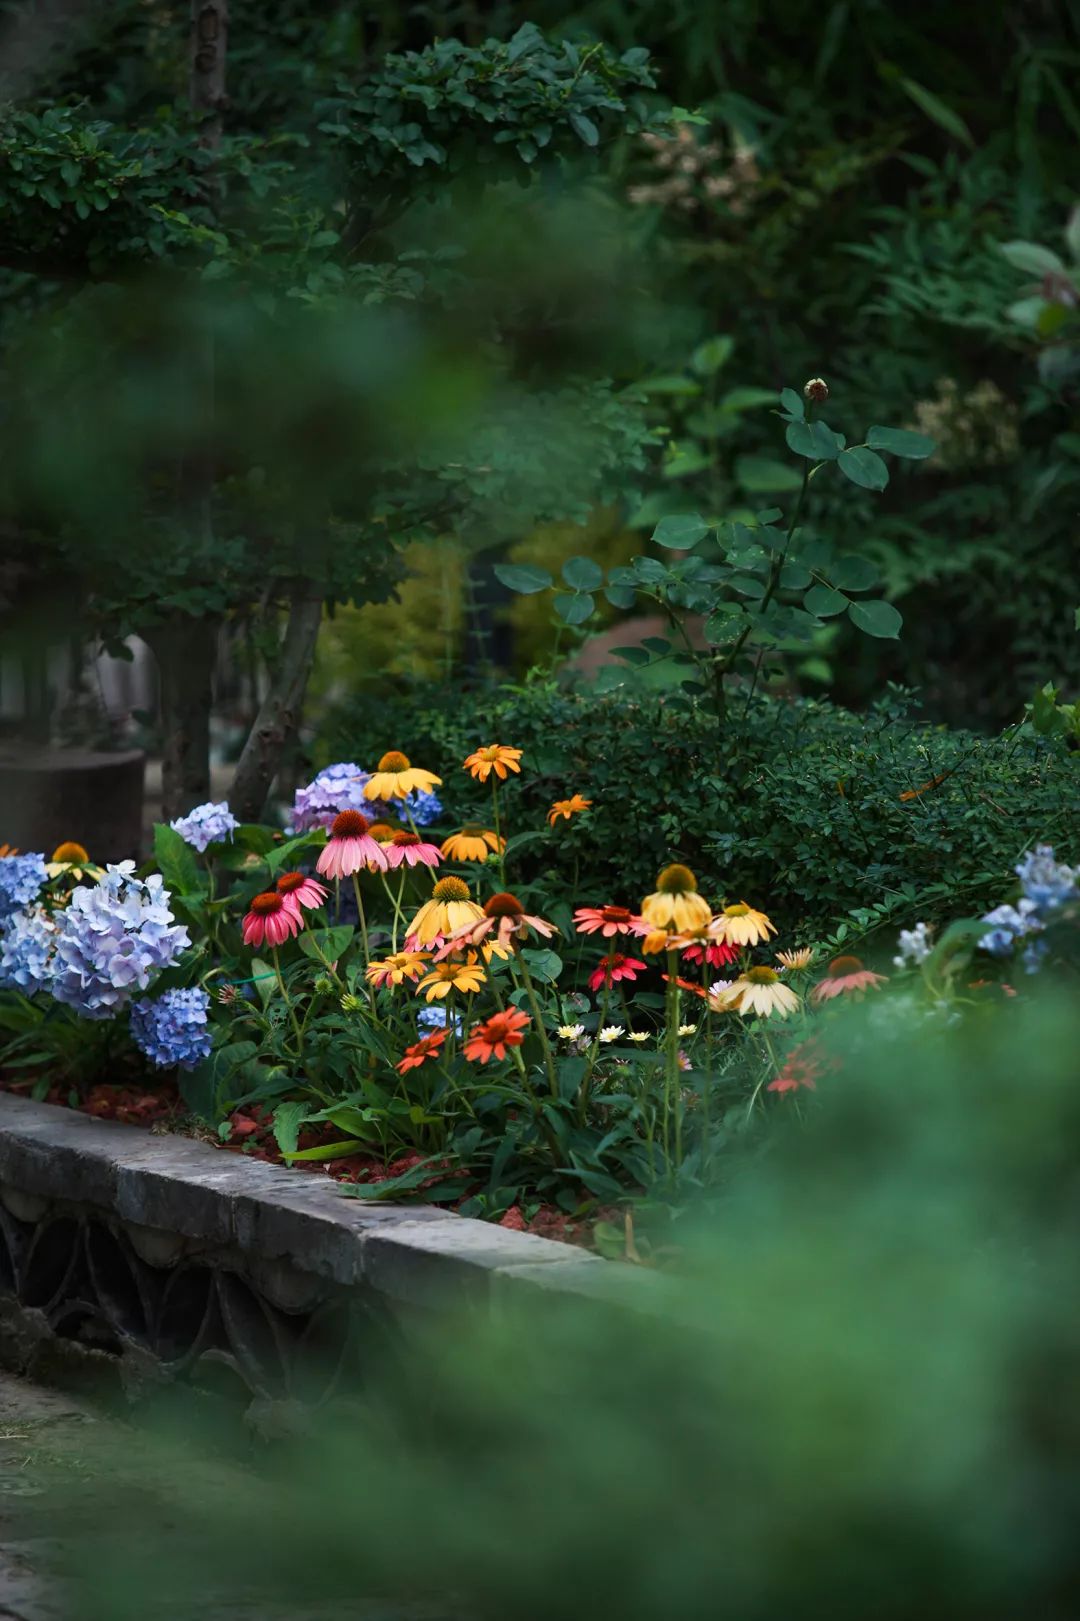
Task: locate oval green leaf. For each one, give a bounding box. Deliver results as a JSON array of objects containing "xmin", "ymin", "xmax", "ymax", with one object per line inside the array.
[
  {"xmin": 866, "ymin": 426, "xmax": 936, "ymax": 459},
  {"xmin": 735, "ymin": 455, "xmax": 804, "ymax": 493},
  {"xmin": 803, "ymin": 583, "xmax": 848, "ymax": 617},
  {"xmin": 837, "ymin": 446, "xmax": 889, "ymax": 491},
  {"xmin": 553, "ymin": 591, "xmax": 595, "ymax": 625},
  {"xmin": 779, "ymin": 387, "xmax": 804, "ymax": 421},
  {"xmin": 848, "ymin": 598, "xmax": 902, "ymax": 639},
  {"xmin": 493, "ymin": 562, "xmax": 553, "ymax": 594},
  {"xmin": 652, "ymin": 513, "xmax": 709, "ymax": 550},
  {"xmin": 561, "ymin": 555, "xmax": 604, "ymax": 591}
]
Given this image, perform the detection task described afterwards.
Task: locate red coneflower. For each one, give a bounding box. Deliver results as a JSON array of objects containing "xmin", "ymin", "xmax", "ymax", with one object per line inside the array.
[
  {"xmin": 316, "ymin": 810, "xmax": 389, "ymax": 879},
  {"xmin": 242, "ymin": 892, "xmax": 302, "ymax": 948},
  {"xmin": 463, "ymin": 1008, "xmax": 530, "ymax": 1064},
  {"xmin": 397, "ymin": 1028, "xmax": 448, "ymax": 1074},
  {"xmin": 573, "ymin": 905, "xmax": 649, "ymax": 939},
  {"xmin": 275, "ymin": 871, "xmax": 329, "ymax": 912},
  {"xmin": 588, "ymin": 953, "xmax": 647, "ymax": 993},
  {"xmin": 680, "ymin": 939, "xmax": 738, "ymax": 969}
]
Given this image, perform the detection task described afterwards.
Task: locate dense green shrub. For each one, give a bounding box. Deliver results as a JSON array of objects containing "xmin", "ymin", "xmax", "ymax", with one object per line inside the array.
[{"xmin": 323, "ymin": 677, "xmax": 1079, "ymax": 939}]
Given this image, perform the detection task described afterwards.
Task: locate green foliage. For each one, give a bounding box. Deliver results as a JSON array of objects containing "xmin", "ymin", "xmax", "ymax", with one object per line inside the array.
[{"xmin": 327, "ymin": 676, "xmax": 1078, "ymax": 938}]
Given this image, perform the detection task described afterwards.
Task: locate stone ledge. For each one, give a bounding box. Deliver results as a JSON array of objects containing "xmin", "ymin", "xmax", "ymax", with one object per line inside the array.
[{"xmin": 0, "ymin": 1095, "xmax": 652, "ymax": 1315}]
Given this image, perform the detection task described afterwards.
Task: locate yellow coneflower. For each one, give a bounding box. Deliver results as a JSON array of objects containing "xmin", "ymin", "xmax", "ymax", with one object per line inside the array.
[
  {"xmin": 710, "ymin": 967, "xmax": 800, "ymax": 1020},
  {"xmin": 366, "ymin": 822, "xmax": 399, "ymax": 844},
  {"xmin": 416, "ymin": 955, "xmax": 486, "ymax": 1002},
  {"xmin": 710, "ymin": 902, "xmax": 776, "ymax": 948},
  {"xmin": 405, "ymin": 876, "xmax": 484, "ymax": 949},
  {"xmin": 547, "ymin": 794, "xmax": 592, "ymax": 826},
  {"xmin": 440, "ymin": 826, "xmax": 504, "ymax": 863},
  {"xmin": 776, "ymin": 947, "xmax": 814, "ymax": 970},
  {"xmin": 45, "ymin": 841, "xmax": 97, "ymax": 879},
  {"xmin": 640, "ymin": 864, "xmax": 712, "ymax": 934},
  {"xmin": 365, "ymin": 951, "xmax": 430, "ymax": 989},
  {"xmin": 463, "ymin": 744, "xmax": 522, "ymax": 783},
  {"xmin": 363, "ymin": 751, "xmax": 442, "ymax": 802}
]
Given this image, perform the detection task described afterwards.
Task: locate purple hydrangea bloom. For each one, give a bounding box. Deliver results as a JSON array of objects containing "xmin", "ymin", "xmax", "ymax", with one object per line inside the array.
[
  {"xmin": 130, "ymin": 987, "xmax": 213, "ymax": 1070},
  {"xmin": 50, "ymin": 862, "xmax": 190, "ymax": 1020},
  {"xmin": 0, "ymin": 905, "xmax": 57, "ymax": 995},
  {"xmin": 290, "ymin": 762, "xmax": 393, "ymax": 833},
  {"xmin": 170, "ymin": 801, "xmax": 239, "ymax": 853},
  {"xmin": 0, "ymin": 853, "xmax": 48, "ymax": 924},
  {"xmin": 1015, "ymin": 844, "xmax": 1078, "ymax": 918}
]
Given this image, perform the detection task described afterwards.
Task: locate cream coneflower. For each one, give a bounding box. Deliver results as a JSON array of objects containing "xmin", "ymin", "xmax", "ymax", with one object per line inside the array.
[
  {"xmin": 710, "ymin": 966, "xmax": 800, "ymax": 1020},
  {"xmin": 405, "ymin": 876, "xmax": 484, "ymax": 949},
  {"xmin": 316, "ymin": 810, "xmax": 389, "ymax": 878},
  {"xmin": 438, "ymin": 891, "xmax": 557, "ymax": 956},
  {"xmin": 440, "ymin": 825, "xmax": 504, "ymax": 863},
  {"xmin": 463, "ymin": 744, "xmax": 522, "ymax": 783},
  {"xmin": 811, "ymin": 955, "xmax": 888, "ymax": 1003},
  {"xmin": 640, "ymin": 865, "xmax": 712, "ymax": 934},
  {"xmin": 365, "ymin": 951, "xmax": 430, "ymax": 989},
  {"xmin": 710, "ymin": 902, "xmax": 777, "ymax": 948},
  {"xmin": 776, "ymin": 947, "xmax": 815, "ymax": 971},
  {"xmin": 363, "ymin": 750, "xmax": 442, "ymax": 802},
  {"xmin": 384, "ymin": 831, "xmax": 441, "ymax": 869},
  {"xmin": 416, "ymin": 955, "xmax": 486, "ymax": 1002},
  {"xmin": 45, "ymin": 840, "xmax": 97, "ymax": 879}
]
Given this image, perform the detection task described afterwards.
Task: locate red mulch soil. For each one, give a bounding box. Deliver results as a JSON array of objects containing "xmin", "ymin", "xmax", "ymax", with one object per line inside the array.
[{"xmin": 0, "ymin": 1074, "xmax": 611, "ymax": 1252}]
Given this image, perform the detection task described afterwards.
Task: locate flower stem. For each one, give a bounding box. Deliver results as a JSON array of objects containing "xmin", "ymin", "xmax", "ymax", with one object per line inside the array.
[
  {"xmin": 664, "ymin": 949, "xmax": 682, "ymax": 1175},
  {"xmin": 515, "ymin": 955, "xmax": 558, "ymax": 1099},
  {"xmin": 491, "ymin": 779, "xmax": 506, "ymax": 886},
  {"xmin": 579, "ymin": 978, "xmax": 612, "ymax": 1123},
  {"xmin": 379, "ymin": 871, "xmax": 405, "ymax": 954},
  {"xmin": 272, "ymin": 947, "xmax": 304, "ymax": 1050}
]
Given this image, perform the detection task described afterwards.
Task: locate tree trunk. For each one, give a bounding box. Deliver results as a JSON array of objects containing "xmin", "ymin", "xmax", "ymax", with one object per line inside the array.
[
  {"xmin": 229, "ymin": 587, "xmax": 324, "ymax": 823},
  {"xmin": 147, "ymin": 618, "xmax": 221, "ymax": 819},
  {"xmin": 190, "ymin": 0, "xmax": 229, "ymax": 145}
]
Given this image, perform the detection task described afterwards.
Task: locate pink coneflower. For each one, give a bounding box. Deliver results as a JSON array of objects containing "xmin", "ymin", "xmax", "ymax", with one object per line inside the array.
[
  {"xmin": 767, "ymin": 1038, "xmax": 835, "ymax": 1095},
  {"xmin": 242, "ymin": 892, "xmax": 302, "ymax": 948},
  {"xmin": 275, "ymin": 871, "xmax": 329, "ymax": 913},
  {"xmin": 573, "ymin": 905, "xmax": 649, "ymax": 939},
  {"xmin": 316, "ymin": 810, "xmax": 388, "ymax": 879},
  {"xmin": 588, "ymin": 953, "xmax": 647, "ymax": 993},
  {"xmin": 811, "ymin": 955, "xmax": 888, "ymax": 1004},
  {"xmin": 439, "ymin": 892, "xmax": 557, "ymax": 957},
  {"xmin": 384, "ymin": 830, "xmax": 441, "ymax": 870}
]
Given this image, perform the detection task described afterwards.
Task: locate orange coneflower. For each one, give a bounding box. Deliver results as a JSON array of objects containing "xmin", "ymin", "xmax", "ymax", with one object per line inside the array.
[
  {"xmin": 548, "ymin": 794, "xmax": 592, "ymax": 826},
  {"xmin": 463, "ymin": 1008, "xmax": 530, "ymax": 1064},
  {"xmin": 0, "ymin": 844, "xmax": 19, "ymax": 859},
  {"xmin": 439, "ymin": 891, "xmax": 557, "ymax": 956},
  {"xmin": 365, "ymin": 951, "xmax": 430, "ymax": 989},
  {"xmin": 405, "ymin": 876, "xmax": 484, "ymax": 949},
  {"xmin": 363, "ymin": 751, "xmax": 442, "ymax": 802},
  {"xmin": 397, "ymin": 1029, "xmax": 448, "ymax": 1074},
  {"xmin": 463, "ymin": 745, "xmax": 522, "ymax": 783},
  {"xmin": 416, "ymin": 956, "xmax": 486, "ymax": 1002},
  {"xmin": 640, "ymin": 865, "xmax": 712, "ymax": 934},
  {"xmin": 811, "ymin": 955, "xmax": 888, "ymax": 1003},
  {"xmin": 440, "ymin": 825, "xmax": 505, "ymax": 863}
]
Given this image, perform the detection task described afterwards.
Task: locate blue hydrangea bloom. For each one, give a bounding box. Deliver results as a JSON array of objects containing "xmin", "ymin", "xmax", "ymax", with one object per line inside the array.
[
  {"xmin": 130, "ymin": 988, "xmax": 213, "ymax": 1070},
  {"xmin": 50, "ymin": 862, "xmax": 190, "ymax": 1020},
  {"xmin": 417, "ymin": 1003, "xmax": 462, "ymax": 1036},
  {"xmin": 402, "ymin": 788, "xmax": 443, "ymax": 827},
  {"xmin": 170, "ymin": 801, "xmax": 239, "ymax": 853},
  {"xmin": 1015, "ymin": 845, "xmax": 1078, "ymax": 918},
  {"xmin": 0, "ymin": 905, "xmax": 57, "ymax": 995},
  {"xmin": 978, "ymin": 900, "xmax": 1041, "ymax": 957},
  {"xmin": 0, "ymin": 853, "xmax": 48, "ymax": 925}
]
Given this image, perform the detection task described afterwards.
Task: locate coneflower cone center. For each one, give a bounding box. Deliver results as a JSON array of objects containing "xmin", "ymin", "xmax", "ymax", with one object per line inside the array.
[
  {"xmin": 484, "ymin": 891, "xmax": 524, "ymax": 918},
  {"xmin": 724, "ymin": 903, "xmax": 750, "ymax": 918},
  {"xmin": 332, "ymin": 809, "xmax": 371, "ymax": 838},
  {"xmin": 656, "ymin": 863, "xmax": 697, "ymax": 895},
  {"xmin": 276, "ymin": 871, "xmax": 306, "ymax": 893},
  {"xmin": 829, "ymin": 954, "xmax": 864, "ymax": 975},
  {"xmin": 377, "ymin": 751, "xmax": 410, "ymax": 771},
  {"xmin": 251, "ymin": 892, "xmax": 284, "ymax": 915},
  {"xmin": 393, "ymin": 831, "xmax": 420, "ymax": 847},
  {"xmin": 52, "ymin": 841, "xmax": 89, "ymax": 864},
  {"xmin": 433, "ymin": 877, "xmax": 470, "ymax": 902},
  {"xmin": 462, "ymin": 823, "xmax": 487, "ymax": 836},
  {"xmin": 601, "ymin": 906, "xmax": 633, "ymax": 923},
  {"xmin": 745, "ymin": 966, "xmax": 779, "ymax": 984}
]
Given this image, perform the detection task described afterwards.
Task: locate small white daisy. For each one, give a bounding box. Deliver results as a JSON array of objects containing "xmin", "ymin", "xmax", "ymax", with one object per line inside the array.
[
  {"xmin": 598, "ymin": 1025, "xmax": 624, "ymax": 1044},
  {"xmin": 556, "ymin": 1023, "xmax": 585, "ymax": 1040},
  {"xmin": 677, "ymin": 1023, "xmax": 697, "ymax": 1037},
  {"xmin": 627, "ymin": 1031, "xmax": 649, "ymax": 1043}
]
